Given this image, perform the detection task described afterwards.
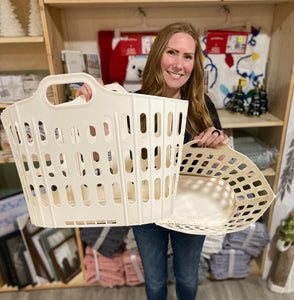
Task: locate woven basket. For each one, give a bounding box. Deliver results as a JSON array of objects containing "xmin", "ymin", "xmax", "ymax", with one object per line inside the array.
[
  {"xmin": 157, "ymin": 140, "xmax": 275, "ymax": 234},
  {"xmin": 1, "ymin": 73, "xmax": 188, "ymax": 228}
]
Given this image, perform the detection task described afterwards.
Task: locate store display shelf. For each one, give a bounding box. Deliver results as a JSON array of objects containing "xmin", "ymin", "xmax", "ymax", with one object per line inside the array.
[
  {"xmin": 0, "ymin": 36, "xmax": 44, "ymax": 44},
  {"xmin": 218, "ymin": 109, "xmax": 284, "ymax": 129}
]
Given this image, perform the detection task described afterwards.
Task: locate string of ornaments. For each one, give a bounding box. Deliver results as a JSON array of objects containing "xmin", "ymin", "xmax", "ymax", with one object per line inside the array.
[{"xmin": 0, "ymin": 0, "xmax": 43, "ymax": 37}]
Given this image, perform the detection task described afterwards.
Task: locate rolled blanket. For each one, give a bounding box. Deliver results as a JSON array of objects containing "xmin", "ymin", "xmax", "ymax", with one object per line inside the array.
[
  {"xmin": 223, "ymin": 222, "xmax": 270, "ymax": 257},
  {"xmin": 202, "ymin": 234, "xmax": 225, "ymax": 258},
  {"xmin": 80, "ymin": 226, "xmax": 128, "ymax": 258},
  {"xmin": 209, "ymin": 249, "xmax": 251, "ymax": 280},
  {"xmin": 84, "ymin": 246, "xmax": 125, "ymax": 287},
  {"xmin": 122, "ymin": 250, "xmax": 144, "ymax": 286}
]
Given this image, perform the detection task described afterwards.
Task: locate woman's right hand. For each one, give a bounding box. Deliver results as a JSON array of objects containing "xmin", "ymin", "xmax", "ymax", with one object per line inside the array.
[{"xmin": 75, "ymin": 79, "xmax": 104, "ymax": 102}]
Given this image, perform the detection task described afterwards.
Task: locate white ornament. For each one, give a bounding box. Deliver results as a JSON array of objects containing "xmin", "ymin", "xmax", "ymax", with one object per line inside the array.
[
  {"xmin": 28, "ymin": 0, "xmax": 43, "ymax": 36},
  {"xmin": 0, "ymin": 0, "xmax": 25, "ymax": 37}
]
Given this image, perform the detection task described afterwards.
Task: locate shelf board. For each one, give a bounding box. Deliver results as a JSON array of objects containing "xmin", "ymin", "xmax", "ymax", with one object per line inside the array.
[
  {"xmin": 218, "ymin": 109, "xmax": 284, "ymax": 129},
  {"xmin": 0, "ymin": 103, "xmax": 10, "ymax": 109},
  {"xmin": 0, "ymin": 36, "xmax": 44, "ymax": 44},
  {"xmin": 44, "ymin": 0, "xmax": 294, "ymax": 5},
  {"xmin": 0, "ymin": 151, "xmax": 14, "ymax": 164},
  {"xmin": 0, "ymin": 271, "xmax": 87, "ymax": 292}
]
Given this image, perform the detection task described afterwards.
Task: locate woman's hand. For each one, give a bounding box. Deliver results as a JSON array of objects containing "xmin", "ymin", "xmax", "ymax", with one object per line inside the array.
[
  {"xmin": 193, "ymin": 127, "xmax": 230, "ymax": 149},
  {"xmin": 75, "ymin": 79, "xmax": 104, "ymax": 102}
]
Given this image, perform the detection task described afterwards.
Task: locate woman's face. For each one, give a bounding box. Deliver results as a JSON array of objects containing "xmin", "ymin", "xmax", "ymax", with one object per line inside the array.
[{"xmin": 161, "ymin": 32, "xmax": 195, "ymax": 98}]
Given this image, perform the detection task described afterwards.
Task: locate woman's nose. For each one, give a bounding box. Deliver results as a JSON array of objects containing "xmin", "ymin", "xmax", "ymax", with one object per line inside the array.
[{"xmin": 173, "ymin": 56, "xmax": 183, "ymax": 69}]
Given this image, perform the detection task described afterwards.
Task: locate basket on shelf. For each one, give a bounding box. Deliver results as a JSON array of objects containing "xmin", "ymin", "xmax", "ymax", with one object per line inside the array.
[
  {"xmin": 0, "ymin": 73, "xmax": 188, "ymax": 228},
  {"xmin": 157, "ymin": 140, "xmax": 275, "ymax": 235}
]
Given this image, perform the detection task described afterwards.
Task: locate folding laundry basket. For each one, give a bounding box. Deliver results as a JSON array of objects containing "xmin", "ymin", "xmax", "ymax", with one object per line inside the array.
[
  {"xmin": 157, "ymin": 140, "xmax": 275, "ymax": 235},
  {"xmin": 1, "ymin": 73, "xmax": 188, "ymax": 228}
]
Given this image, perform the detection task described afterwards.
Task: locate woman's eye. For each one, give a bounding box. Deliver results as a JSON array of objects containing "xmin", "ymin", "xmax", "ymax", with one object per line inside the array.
[
  {"xmin": 167, "ymin": 50, "xmax": 175, "ymax": 55},
  {"xmin": 185, "ymin": 55, "xmax": 193, "ymax": 60}
]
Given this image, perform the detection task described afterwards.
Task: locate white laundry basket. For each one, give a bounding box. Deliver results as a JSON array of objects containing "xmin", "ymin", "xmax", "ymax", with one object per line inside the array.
[
  {"xmin": 158, "ymin": 140, "xmax": 275, "ymax": 235},
  {"xmin": 1, "ymin": 73, "xmax": 188, "ymax": 228}
]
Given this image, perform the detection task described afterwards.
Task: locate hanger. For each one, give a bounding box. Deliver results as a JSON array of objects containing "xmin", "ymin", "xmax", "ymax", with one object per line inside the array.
[
  {"xmin": 203, "ymin": 6, "xmax": 252, "ymax": 35},
  {"xmin": 114, "ymin": 8, "xmax": 160, "ymax": 38}
]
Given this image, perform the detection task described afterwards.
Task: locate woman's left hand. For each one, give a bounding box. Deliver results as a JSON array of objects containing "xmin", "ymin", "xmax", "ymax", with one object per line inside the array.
[{"xmin": 193, "ymin": 127, "xmax": 230, "ymax": 149}]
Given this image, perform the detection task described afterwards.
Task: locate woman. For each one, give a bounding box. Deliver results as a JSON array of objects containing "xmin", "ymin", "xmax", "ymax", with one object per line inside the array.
[{"xmin": 76, "ymin": 22, "xmax": 229, "ymax": 300}]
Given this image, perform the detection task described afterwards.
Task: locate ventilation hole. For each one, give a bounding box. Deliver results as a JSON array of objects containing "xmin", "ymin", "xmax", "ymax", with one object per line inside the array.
[
  {"xmin": 127, "ymin": 181, "xmax": 136, "ymax": 204},
  {"xmin": 22, "ymin": 155, "xmax": 29, "ymax": 171},
  {"xmin": 142, "ymin": 180, "xmax": 149, "ymax": 202},
  {"xmin": 38, "ymin": 121, "xmax": 46, "ymax": 141},
  {"xmin": 229, "ymin": 181, "xmax": 236, "ymax": 186},
  {"xmin": 24, "ymin": 122, "xmax": 33, "ymax": 143},
  {"xmin": 141, "ymin": 148, "xmax": 148, "ymax": 171},
  {"xmin": 242, "ymin": 211, "xmax": 250, "ymax": 216},
  {"xmin": 174, "ymin": 145, "xmax": 180, "ymax": 166},
  {"xmin": 238, "ymin": 163, "xmax": 247, "ymax": 170},
  {"xmin": 217, "ymin": 155, "xmax": 226, "ymax": 161},
  {"xmin": 201, "ymin": 161, "xmax": 208, "ymax": 167},
  {"xmin": 177, "ymin": 112, "xmax": 183, "ymax": 135},
  {"xmin": 88, "ymin": 125, "xmax": 96, "ymax": 143},
  {"xmin": 108, "ymin": 151, "xmax": 118, "ymax": 174},
  {"xmin": 76, "ymin": 153, "xmax": 85, "ymax": 176},
  {"xmin": 187, "ymin": 167, "xmax": 194, "ymax": 173},
  {"xmin": 154, "ymin": 178, "xmax": 161, "ymax": 200},
  {"xmin": 66, "ymin": 185, "xmax": 75, "ymax": 206},
  {"xmin": 51, "ymin": 185, "xmax": 60, "ymax": 206},
  {"xmin": 112, "ymin": 183, "xmax": 122, "ymax": 203},
  {"xmin": 55, "ymin": 128, "xmax": 64, "ymax": 144},
  {"xmin": 125, "ymin": 150, "xmax": 133, "ymax": 173},
  {"xmin": 39, "ymin": 185, "xmax": 48, "ymax": 206},
  {"xmin": 165, "ymin": 176, "xmax": 170, "ymax": 198},
  {"xmin": 243, "ymin": 184, "xmax": 251, "ymax": 191},
  {"xmin": 237, "ymin": 195, "xmax": 245, "ymax": 201},
  {"xmin": 182, "ymin": 159, "xmax": 188, "ymax": 165},
  {"xmin": 45, "ymin": 153, "xmax": 51, "ymax": 166},
  {"xmin": 221, "ymin": 165, "xmax": 229, "ymax": 171},
  {"xmin": 186, "ymin": 153, "xmax": 192, "ymax": 157},
  {"xmin": 253, "ymin": 180, "xmax": 262, "ymax": 187},
  {"xmin": 60, "ymin": 153, "xmax": 69, "ymax": 177},
  {"xmin": 70, "ymin": 127, "xmax": 80, "ymax": 145},
  {"xmin": 197, "ymin": 168, "xmax": 203, "ymax": 174},
  {"xmin": 206, "ymin": 170, "xmax": 213, "ymax": 175},
  {"xmin": 167, "ymin": 112, "xmax": 173, "ymax": 136},
  {"xmin": 237, "ymin": 177, "xmax": 245, "ymax": 182},
  {"xmin": 154, "ymin": 146, "xmax": 161, "ymax": 170},
  {"xmin": 229, "ymin": 169, "xmax": 238, "ymax": 175},
  {"xmin": 192, "ymin": 160, "xmax": 198, "ymax": 166},
  {"xmin": 234, "ymin": 188, "xmax": 241, "ymax": 193},
  {"xmin": 212, "ymin": 163, "xmax": 219, "ymax": 169},
  {"xmin": 258, "ymin": 190, "xmax": 268, "ymax": 196},
  {"xmin": 190, "ymin": 143, "xmax": 198, "ymax": 148},
  {"xmin": 32, "ymin": 154, "xmax": 40, "ymax": 169},
  {"xmin": 140, "ymin": 113, "xmax": 147, "ymax": 133},
  {"xmin": 97, "ymin": 184, "xmax": 106, "ymax": 206},
  {"xmin": 253, "ymin": 209, "xmax": 261, "ymax": 214},
  {"xmin": 81, "ymin": 184, "xmax": 90, "ymax": 206},
  {"xmin": 259, "ymin": 201, "xmax": 267, "ymax": 206},
  {"xmin": 154, "ymin": 113, "xmax": 161, "ymax": 137},
  {"xmin": 166, "ymin": 145, "xmax": 172, "ymax": 168}
]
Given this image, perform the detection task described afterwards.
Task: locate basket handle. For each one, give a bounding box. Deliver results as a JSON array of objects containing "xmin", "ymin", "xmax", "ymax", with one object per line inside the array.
[{"xmin": 36, "ymin": 73, "xmax": 127, "ymax": 106}]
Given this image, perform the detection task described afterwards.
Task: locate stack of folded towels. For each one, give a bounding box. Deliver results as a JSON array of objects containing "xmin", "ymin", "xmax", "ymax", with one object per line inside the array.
[
  {"xmin": 209, "ymin": 222, "xmax": 270, "ymax": 280},
  {"xmin": 84, "ymin": 246, "xmax": 125, "ymax": 287},
  {"xmin": 122, "ymin": 250, "xmax": 145, "ymax": 286}
]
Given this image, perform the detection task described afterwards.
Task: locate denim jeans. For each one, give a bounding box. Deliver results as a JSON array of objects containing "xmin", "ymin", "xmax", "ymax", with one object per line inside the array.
[{"xmin": 132, "ymin": 223, "xmax": 205, "ymax": 300}]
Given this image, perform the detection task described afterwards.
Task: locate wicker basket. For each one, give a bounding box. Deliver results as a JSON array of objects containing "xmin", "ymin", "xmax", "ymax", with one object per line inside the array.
[
  {"xmin": 157, "ymin": 140, "xmax": 275, "ymax": 235},
  {"xmin": 1, "ymin": 73, "xmax": 188, "ymax": 228}
]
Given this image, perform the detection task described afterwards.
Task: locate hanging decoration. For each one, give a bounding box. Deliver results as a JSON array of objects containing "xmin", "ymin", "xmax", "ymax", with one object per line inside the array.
[{"xmin": 28, "ymin": 0, "xmax": 43, "ymax": 36}]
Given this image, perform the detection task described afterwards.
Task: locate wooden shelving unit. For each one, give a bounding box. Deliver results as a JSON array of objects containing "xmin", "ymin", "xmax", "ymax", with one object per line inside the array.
[{"xmin": 1, "ymin": 0, "xmax": 294, "ymax": 292}]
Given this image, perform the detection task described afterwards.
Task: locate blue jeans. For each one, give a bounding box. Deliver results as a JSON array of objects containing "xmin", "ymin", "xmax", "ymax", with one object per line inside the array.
[{"xmin": 132, "ymin": 223, "xmax": 205, "ymax": 300}]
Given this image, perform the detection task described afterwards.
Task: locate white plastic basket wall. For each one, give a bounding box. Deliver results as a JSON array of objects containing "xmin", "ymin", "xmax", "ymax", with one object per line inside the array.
[
  {"xmin": 157, "ymin": 140, "xmax": 275, "ymax": 235},
  {"xmin": 1, "ymin": 73, "xmax": 188, "ymax": 228}
]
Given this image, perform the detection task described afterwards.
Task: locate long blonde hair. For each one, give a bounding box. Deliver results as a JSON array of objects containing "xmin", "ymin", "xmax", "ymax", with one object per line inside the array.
[{"xmin": 141, "ymin": 22, "xmax": 213, "ymax": 136}]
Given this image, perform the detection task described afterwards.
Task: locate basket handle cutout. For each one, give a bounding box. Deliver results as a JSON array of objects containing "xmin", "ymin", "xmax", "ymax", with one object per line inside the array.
[{"xmin": 35, "ymin": 73, "xmax": 128, "ymax": 107}]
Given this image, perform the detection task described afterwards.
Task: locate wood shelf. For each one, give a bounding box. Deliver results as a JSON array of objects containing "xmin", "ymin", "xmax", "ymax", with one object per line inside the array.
[
  {"xmin": 0, "ymin": 36, "xmax": 44, "ymax": 44},
  {"xmin": 218, "ymin": 109, "xmax": 284, "ymax": 129}
]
